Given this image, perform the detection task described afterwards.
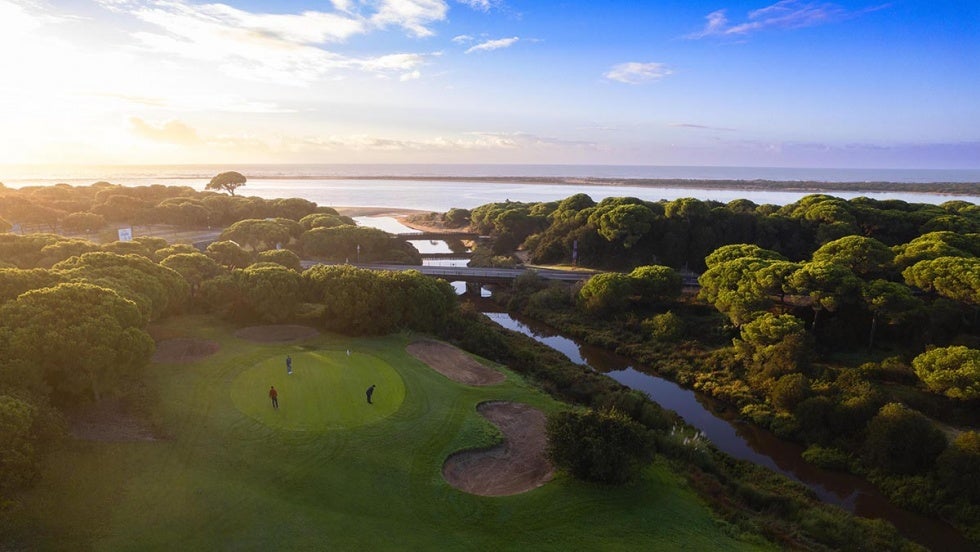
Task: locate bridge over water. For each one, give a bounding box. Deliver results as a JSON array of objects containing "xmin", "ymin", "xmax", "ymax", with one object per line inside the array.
[
  {"xmin": 300, "ymin": 261, "xmax": 700, "ymax": 288},
  {"xmin": 301, "ymin": 261, "xmax": 594, "ymax": 285},
  {"xmin": 397, "ymin": 231, "xmax": 485, "ymax": 241}
]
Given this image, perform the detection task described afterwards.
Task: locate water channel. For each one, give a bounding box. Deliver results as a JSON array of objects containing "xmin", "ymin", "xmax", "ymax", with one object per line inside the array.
[
  {"xmin": 481, "ymin": 310, "xmax": 975, "ymax": 552},
  {"xmin": 354, "ymin": 215, "xmax": 975, "ymax": 550}
]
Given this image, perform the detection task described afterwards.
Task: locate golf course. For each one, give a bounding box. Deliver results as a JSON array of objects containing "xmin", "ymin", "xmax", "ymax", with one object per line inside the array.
[{"xmin": 11, "ymin": 315, "xmax": 770, "ymax": 550}]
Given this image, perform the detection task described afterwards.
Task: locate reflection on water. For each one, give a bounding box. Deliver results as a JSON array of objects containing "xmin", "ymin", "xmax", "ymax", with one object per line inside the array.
[
  {"xmin": 354, "ymin": 216, "xmax": 453, "ymax": 254},
  {"xmin": 426, "ymin": 259, "xmax": 490, "ymax": 298},
  {"xmin": 484, "ymin": 310, "xmax": 976, "ymax": 551},
  {"xmin": 408, "ymin": 240, "xmax": 454, "ymax": 254},
  {"xmin": 352, "ymin": 215, "xmax": 418, "ymax": 234}
]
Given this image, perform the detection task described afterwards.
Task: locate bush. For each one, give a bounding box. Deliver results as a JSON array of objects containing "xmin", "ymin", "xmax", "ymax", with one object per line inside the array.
[
  {"xmin": 769, "ymin": 373, "xmax": 810, "ymax": 412},
  {"xmin": 936, "ymin": 431, "xmax": 980, "ymax": 502},
  {"xmin": 801, "ymin": 445, "xmax": 851, "ymax": 471},
  {"xmin": 546, "ymin": 408, "xmax": 655, "ymax": 484},
  {"xmin": 642, "ymin": 311, "xmax": 685, "ymax": 342},
  {"xmin": 863, "ymin": 403, "xmax": 947, "ymax": 475}
]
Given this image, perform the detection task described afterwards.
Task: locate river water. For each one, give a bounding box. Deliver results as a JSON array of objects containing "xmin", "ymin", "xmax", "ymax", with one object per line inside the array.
[{"xmin": 481, "ymin": 310, "xmax": 976, "ymax": 552}]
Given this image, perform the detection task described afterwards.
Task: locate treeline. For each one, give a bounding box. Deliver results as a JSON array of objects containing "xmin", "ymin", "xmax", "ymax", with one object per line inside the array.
[
  {"xmin": 0, "ymin": 183, "xmax": 421, "ymax": 265},
  {"xmin": 480, "ymin": 192, "xmax": 980, "ymax": 544},
  {"xmin": 466, "ymin": 193, "xmax": 980, "ymax": 271}
]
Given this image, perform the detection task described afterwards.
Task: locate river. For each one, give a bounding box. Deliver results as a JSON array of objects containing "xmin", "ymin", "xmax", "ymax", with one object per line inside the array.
[{"xmin": 481, "ymin": 310, "xmax": 976, "ymax": 552}]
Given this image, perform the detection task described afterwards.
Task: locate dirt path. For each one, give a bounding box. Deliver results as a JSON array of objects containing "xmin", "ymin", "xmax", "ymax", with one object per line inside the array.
[
  {"xmin": 406, "ymin": 340, "xmax": 504, "ymax": 386},
  {"xmin": 442, "ymin": 401, "xmax": 554, "ymax": 496}
]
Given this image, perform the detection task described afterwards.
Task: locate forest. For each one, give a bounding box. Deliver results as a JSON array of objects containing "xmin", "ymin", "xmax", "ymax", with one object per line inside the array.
[
  {"xmin": 450, "ymin": 191, "xmax": 980, "ymax": 544},
  {"xmin": 1, "ymin": 180, "xmax": 977, "ymax": 549}
]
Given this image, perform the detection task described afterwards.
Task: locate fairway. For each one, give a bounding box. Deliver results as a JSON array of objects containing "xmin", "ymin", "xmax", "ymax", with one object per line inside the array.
[
  {"xmin": 9, "ymin": 316, "xmax": 770, "ymax": 551},
  {"xmin": 230, "ymin": 350, "xmax": 405, "ymax": 430}
]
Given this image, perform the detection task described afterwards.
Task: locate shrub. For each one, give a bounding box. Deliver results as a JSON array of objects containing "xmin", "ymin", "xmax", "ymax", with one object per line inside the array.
[
  {"xmin": 801, "ymin": 445, "xmax": 851, "ymax": 471},
  {"xmin": 862, "ymin": 403, "xmax": 947, "ymax": 475},
  {"xmin": 769, "ymin": 373, "xmax": 810, "ymax": 412},
  {"xmin": 642, "ymin": 311, "xmax": 685, "ymax": 342},
  {"xmin": 546, "ymin": 408, "xmax": 655, "ymax": 484}
]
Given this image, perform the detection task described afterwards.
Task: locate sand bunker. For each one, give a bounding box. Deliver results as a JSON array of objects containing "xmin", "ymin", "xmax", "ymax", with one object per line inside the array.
[
  {"xmin": 442, "ymin": 401, "xmax": 554, "ymax": 496},
  {"xmin": 152, "ymin": 338, "xmax": 220, "ymax": 364},
  {"xmin": 407, "ymin": 340, "xmax": 505, "ymax": 386},
  {"xmin": 234, "ymin": 325, "xmax": 319, "ymax": 343}
]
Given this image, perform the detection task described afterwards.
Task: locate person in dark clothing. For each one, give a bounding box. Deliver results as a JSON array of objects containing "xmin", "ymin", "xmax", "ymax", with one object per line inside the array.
[
  {"xmin": 365, "ymin": 384, "xmax": 376, "ymax": 404},
  {"xmin": 286, "ymin": 355, "xmax": 292, "ymax": 375},
  {"xmin": 269, "ymin": 385, "xmax": 279, "ymax": 409}
]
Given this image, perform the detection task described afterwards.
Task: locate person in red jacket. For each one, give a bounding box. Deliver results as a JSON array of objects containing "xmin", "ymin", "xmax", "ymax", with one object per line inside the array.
[{"xmin": 269, "ymin": 385, "xmax": 279, "ymax": 409}]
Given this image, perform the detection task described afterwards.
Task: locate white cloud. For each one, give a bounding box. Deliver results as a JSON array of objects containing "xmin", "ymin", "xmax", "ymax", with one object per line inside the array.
[
  {"xmin": 129, "ymin": 117, "xmax": 201, "ymax": 144},
  {"xmin": 370, "ymin": 0, "xmax": 449, "ymax": 37},
  {"xmin": 604, "ymin": 62, "xmax": 672, "ymax": 84},
  {"xmin": 331, "ymin": 0, "xmax": 354, "ymax": 13},
  {"xmin": 297, "ymin": 131, "xmax": 594, "ymax": 152},
  {"xmin": 95, "ymin": 92, "xmax": 296, "ymax": 113},
  {"xmin": 456, "ymin": 0, "xmax": 500, "ymax": 12},
  {"xmin": 452, "ymin": 34, "xmax": 474, "ymax": 43},
  {"xmin": 669, "ymin": 123, "xmax": 737, "ymax": 132},
  {"xmin": 359, "ymin": 53, "xmax": 430, "ymax": 72},
  {"xmin": 96, "ymin": 1, "xmax": 444, "ymax": 83},
  {"xmin": 465, "ymin": 36, "xmax": 519, "ymax": 53},
  {"xmin": 687, "ymin": 1, "xmax": 884, "ymax": 39},
  {"xmin": 400, "ymin": 70, "xmax": 422, "ymax": 81}
]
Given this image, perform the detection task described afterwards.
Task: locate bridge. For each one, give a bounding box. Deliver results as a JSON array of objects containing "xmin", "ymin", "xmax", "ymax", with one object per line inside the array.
[
  {"xmin": 301, "ymin": 261, "xmax": 595, "ymax": 285},
  {"xmin": 397, "ymin": 231, "xmax": 485, "ymax": 241},
  {"xmin": 299, "ymin": 261, "xmax": 701, "ymax": 290}
]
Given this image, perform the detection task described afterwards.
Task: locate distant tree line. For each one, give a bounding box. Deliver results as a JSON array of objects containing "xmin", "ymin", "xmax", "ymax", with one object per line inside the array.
[
  {"xmin": 468, "ymin": 193, "xmax": 980, "ymax": 271},
  {"xmin": 0, "ymin": 183, "xmax": 423, "ymax": 265}
]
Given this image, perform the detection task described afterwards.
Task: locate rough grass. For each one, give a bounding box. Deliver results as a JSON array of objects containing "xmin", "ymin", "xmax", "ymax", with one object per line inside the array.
[{"xmin": 10, "ymin": 315, "xmax": 771, "ymax": 551}]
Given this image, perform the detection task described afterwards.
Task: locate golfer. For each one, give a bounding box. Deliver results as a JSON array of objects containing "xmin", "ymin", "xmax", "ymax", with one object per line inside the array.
[
  {"xmin": 286, "ymin": 355, "xmax": 292, "ymax": 375},
  {"xmin": 269, "ymin": 385, "xmax": 279, "ymax": 409},
  {"xmin": 365, "ymin": 384, "xmax": 376, "ymax": 404}
]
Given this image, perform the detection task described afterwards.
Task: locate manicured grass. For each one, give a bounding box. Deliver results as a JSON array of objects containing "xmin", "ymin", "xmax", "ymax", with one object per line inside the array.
[
  {"xmin": 13, "ymin": 315, "xmax": 771, "ymax": 551},
  {"xmin": 230, "ymin": 351, "xmax": 405, "ymax": 431}
]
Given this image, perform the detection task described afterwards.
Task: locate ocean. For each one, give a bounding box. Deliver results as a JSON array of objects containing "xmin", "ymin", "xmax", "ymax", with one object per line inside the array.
[{"xmin": 2, "ymin": 164, "xmax": 979, "ymax": 210}]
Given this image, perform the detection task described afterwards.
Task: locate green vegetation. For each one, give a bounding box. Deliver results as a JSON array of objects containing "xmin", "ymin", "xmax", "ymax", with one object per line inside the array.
[
  {"xmin": 3, "ymin": 182, "xmax": 973, "ymax": 550},
  {"xmin": 4, "ymin": 316, "xmax": 766, "ymax": 551},
  {"xmin": 478, "ymin": 191, "xmax": 980, "ymax": 546},
  {"xmin": 205, "ymin": 170, "xmax": 247, "ymax": 196},
  {"xmin": 547, "ymin": 408, "xmax": 655, "ymax": 484}
]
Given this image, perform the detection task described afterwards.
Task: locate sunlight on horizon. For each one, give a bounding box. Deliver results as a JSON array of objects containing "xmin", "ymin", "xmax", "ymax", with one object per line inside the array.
[{"xmin": 0, "ymin": 0, "xmax": 977, "ymax": 169}]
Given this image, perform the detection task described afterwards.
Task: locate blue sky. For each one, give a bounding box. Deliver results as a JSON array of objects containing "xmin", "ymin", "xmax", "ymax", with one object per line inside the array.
[{"xmin": 1, "ymin": 0, "xmax": 977, "ymax": 168}]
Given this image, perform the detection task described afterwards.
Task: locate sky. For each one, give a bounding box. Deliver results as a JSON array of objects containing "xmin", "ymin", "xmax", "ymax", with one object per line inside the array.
[{"xmin": 1, "ymin": 0, "xmax": 978, "ymax": 169}]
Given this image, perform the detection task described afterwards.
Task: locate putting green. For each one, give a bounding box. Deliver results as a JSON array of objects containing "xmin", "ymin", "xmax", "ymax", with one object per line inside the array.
[{"xmin": 230, "ymin": 350, "xmax": 405, "ymax": 430}]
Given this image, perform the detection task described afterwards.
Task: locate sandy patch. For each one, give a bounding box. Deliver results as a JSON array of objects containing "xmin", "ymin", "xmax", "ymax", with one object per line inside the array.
[
  {"xmin": 335, "ymin": 206, "xmax": 430, "ymax": 217},
  {"xmin": 234, "ymin": 325, "xmax": 320, "ymax": 343},
  {"xmin": 443, "ymin": 401, "xmax": 554, "ymax": 496},
  {"xmin": 407, "ymin": 340, "xmax": 505, "ymax": 386},
  {"xmin": 152, "ymin": 338, "xmax": 220, "ymax": 364}
]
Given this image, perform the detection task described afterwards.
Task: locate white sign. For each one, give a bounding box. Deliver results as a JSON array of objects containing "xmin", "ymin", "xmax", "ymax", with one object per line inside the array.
[{"xmin": 117, "ymin": 227, "xmax": 133, "ymax": 241}]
